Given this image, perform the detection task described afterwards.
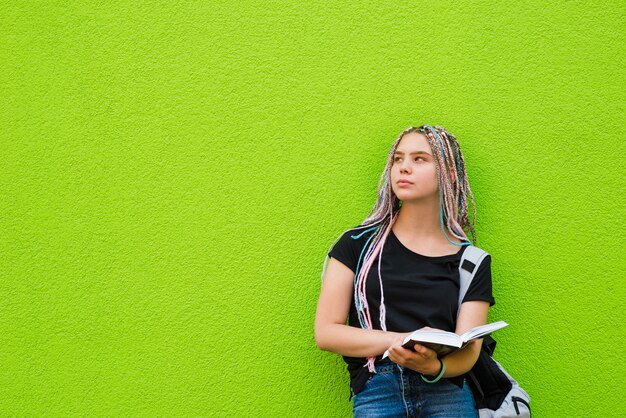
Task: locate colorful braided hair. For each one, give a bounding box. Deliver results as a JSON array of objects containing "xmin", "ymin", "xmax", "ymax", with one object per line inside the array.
[{"xmin": 322, "ymin": 124, "xmax": 480, "ymax": 373}]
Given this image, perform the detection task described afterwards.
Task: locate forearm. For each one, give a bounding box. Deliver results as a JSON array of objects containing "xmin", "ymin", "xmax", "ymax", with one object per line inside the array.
[
  {"xmin": 438, "ymin": 339, "xmax": 482, "ymax": 378},
  {"xmin": 317, "ymin": 324, "xmax": 397, "ymax": 358}
]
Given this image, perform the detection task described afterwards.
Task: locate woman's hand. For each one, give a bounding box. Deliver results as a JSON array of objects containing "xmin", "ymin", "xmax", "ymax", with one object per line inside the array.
[{"xmin": 387, "ymin": 327, "xmax": 442, "ymax": 375}]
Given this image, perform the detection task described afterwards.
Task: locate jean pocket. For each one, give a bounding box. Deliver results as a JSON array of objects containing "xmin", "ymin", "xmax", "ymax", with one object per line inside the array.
[{"xmin": 363, "ymin": 370, "xmax": 391, "ymax": 390}]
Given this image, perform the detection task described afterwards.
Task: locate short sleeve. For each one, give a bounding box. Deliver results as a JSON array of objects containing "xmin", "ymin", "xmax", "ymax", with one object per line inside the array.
[
  {"xmin": 327, "ymin": 230, "xmax": 360, "ymax": 274},
  {"xmin": 461, "ymin": 254, "xmax": 495, "ymax": 307}
]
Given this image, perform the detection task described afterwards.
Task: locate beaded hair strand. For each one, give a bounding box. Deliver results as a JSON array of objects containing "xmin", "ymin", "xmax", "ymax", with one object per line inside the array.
[{"xmin": 321, "ymin": 124, "xmax": 479, "ymax": 373}]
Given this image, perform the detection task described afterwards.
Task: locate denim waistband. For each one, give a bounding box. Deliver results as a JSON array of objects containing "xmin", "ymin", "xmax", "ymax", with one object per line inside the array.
[
  {"xmin": 374, "ymin": 359, "xmax": 435, "ymax": 374},
  {"xmin": 373, "ymin": 361, "xmax": 404, "ymax": 374}
]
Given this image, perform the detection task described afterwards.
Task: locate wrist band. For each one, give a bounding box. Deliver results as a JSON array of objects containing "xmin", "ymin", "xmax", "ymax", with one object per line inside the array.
[{"xmin": 421, "ymin": 358, "xmax": 445, "ymax": 383}]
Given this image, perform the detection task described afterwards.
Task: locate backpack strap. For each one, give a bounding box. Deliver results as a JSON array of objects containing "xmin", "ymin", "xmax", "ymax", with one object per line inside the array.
[{"xmin": 457, "ymin": 245, "xmax": 490, "ymax": 319}]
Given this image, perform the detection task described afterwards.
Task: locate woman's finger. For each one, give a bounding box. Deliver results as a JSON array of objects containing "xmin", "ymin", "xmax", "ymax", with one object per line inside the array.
[{"xmin": 414, "ymin": 343, "xmax": 428, "ymax": 353}]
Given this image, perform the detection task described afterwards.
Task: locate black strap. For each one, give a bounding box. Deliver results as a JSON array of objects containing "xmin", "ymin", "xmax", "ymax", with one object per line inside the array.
[{"xmin": 512, "ymin": 396, "xmax": 532, "ymax": 417}]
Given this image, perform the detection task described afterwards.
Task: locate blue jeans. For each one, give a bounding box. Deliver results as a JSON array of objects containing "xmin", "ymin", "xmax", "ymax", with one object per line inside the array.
[{"xmin": 352, "ymin": 362, "xmax": 477, "ymax": 417}]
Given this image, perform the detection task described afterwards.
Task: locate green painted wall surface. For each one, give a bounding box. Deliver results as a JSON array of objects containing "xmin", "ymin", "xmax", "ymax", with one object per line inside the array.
[{"xmin": 1, "ymin": 1, "xmax": 624, "ymax": 416}]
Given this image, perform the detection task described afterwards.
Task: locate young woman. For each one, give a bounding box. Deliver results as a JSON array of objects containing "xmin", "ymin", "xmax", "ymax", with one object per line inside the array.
[{"xmin": 314, "ymin": 125, "xmax": 495, "ymax": 417}]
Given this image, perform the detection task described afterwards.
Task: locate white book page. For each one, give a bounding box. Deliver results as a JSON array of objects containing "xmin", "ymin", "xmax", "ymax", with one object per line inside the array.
[
  {"xmin": 382, "ymin": 322, "xmax": 508, "ymax": 360},
  {"xmin": 403, "ymin": 330, "xmax": 462, "ymax": 347},
  {"xmin": 460, "ymin": 320, "xmax": 509, "ymax": 342},
  {"xmin": 382, "ymin": 330, "xmax": 461, "ymax": 359}
]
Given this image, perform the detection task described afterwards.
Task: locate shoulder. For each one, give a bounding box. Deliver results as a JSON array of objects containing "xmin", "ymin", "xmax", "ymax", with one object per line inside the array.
[
  {"xmin": 329, "ymin": 225, "xmax": 379, "ymax": 256},
  {"xmin": 458, "ymin": 244, "xmax": 491, "ymax": 272},
  {"xmin": 460, "ymin": 245, "xmax": 495, "ymax": 306},
  {"xmin": 460, "ymin": 244, "xmax": 491, "ymax": 260},
  {"xmin": 339, "ymin": 225, "xmax": 379, "ymax": 242},
  {"xmin": 327, "ymin": 225, "xmax": 379, "ymax": 273}
]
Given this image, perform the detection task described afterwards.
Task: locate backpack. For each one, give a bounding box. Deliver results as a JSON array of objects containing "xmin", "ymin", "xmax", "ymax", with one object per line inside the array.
[{"xmin": 457, "ymin": 245, "xmax": 532, "ymax": 418}]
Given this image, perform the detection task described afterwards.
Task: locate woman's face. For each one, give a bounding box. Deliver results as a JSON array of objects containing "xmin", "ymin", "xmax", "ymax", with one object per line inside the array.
[{"xmin": 390, "ymin": 132, "xmax": 439, "ymax": 202}]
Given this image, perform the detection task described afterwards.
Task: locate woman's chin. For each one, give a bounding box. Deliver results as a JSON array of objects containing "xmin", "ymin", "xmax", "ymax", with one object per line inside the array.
[
  {"xmin": 395, "ymin": 193, "xmax": 417, "ymax": 202},
  {"xmin": 395, "ymin": 192, "xmax": 434, "ymax": 203}
]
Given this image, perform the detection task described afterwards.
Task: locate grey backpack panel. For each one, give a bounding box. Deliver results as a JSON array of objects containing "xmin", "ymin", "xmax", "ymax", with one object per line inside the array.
[{"xmin": 478, "ymin": 358, "xmax": 531, "ymax": 418}]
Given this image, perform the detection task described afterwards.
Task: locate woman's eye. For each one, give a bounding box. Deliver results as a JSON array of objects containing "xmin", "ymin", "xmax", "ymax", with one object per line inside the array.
[{"xmin": 393, "ymin": 156, "xmax": 424, "ymax": 162}]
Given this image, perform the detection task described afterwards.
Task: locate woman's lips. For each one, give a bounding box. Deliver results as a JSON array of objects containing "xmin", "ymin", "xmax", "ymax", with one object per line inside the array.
[{"xmin": 397, "ymin": 181, "xmax": 413, "ymax": 186}]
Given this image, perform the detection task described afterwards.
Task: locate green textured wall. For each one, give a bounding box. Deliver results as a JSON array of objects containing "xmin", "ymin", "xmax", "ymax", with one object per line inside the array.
[{"xmin": 2, "ymin": 1, "xmax": 624, "ymax": 417}]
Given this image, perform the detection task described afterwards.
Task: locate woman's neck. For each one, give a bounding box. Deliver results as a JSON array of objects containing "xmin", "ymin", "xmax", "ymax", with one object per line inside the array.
[{"xmin": 393, "ymin": 199, "xmax": 463, "ymax": 246}]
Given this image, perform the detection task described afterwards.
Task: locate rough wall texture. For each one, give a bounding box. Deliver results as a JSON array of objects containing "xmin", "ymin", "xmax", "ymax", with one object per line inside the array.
[{"xmin": 1, "ymin": 1, "xmax": 624, "ymax": 417}]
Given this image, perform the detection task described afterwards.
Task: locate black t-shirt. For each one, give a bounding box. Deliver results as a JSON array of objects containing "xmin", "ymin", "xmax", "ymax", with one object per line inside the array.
[{"xmin": 327, "ymin": 225, "xmax": 495, "ymax": 400}]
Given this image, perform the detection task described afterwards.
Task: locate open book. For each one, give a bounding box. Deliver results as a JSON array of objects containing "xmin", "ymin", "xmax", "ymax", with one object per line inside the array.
[{"xmin": 382, "ymin": 321, "xmax": 509, "ymax": 359}]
